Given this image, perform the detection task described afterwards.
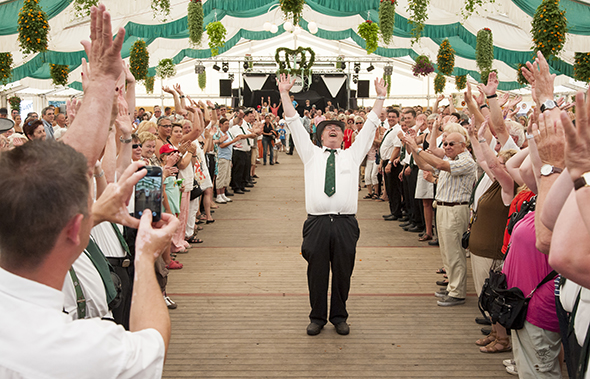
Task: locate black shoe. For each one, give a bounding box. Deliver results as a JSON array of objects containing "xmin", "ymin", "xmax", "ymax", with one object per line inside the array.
[
  {"xmin": 428, "ymin": 239, "xmax": 439, "ymax": 246},
  {"xmin": 248, "ymin": 180, "xmax": 257, "ymax": 184},
  {"xmin": 407, "ymin": 226, "xmax": 425, "ymax": 233},
  {"xmin": 225, "ymin": 191, "xmax": 234, "ymax": 196},
  {"xmin": 481, "ymin": 326, "xmax": 492, "ymax": 335},
  {"xmin": 383, "ymin": 215, "xmax": 398, "ymax": 221},
  {"xmin": 398, "ymin": 216, "xmax": 409, "ymax": 222},
  {"xmin": 334, "ymin": 322, "xmax": 350, "ymax": 335},
  {"xmin": 253, "ymin": 175, "xmax": 259, "ymax": 178},
  {"xmin": 436, "ymin": 280, "xmax": 448, "ymax": 286},
  {"xmin": 399, "ymin": 221, "xmax": 413, "ymax": 228},
  {"xmin": 306, "ymin": 322, "xmax": 323, "ymax": 336},
  {"xmin": 270, "ymin": 162, "xmax": 274, "ymax": 165},
  {"xmin": 402, "ymin": 224, "xmax": 416, "ymax": 231},
  {"xmin": 245, "ymin": 183, "xmax": 254, "ymax": 188},
  {"xmin": 275, "ymin": 161, "xmax": 280, "ymax": 164},
  {"xmin": 475, "ymin": 316, "xmax": 491, "ymax": 325},
  {"xmin": 240, "ymin": 188, "xmax": 250, "ymax": 192},
  {"xmin": 233, "ymin": 189, "xmax": 244, "ymax": 194},
  {"xmin": 206, "ymin": 220, "xmax": 215, "ymax": 224},
  {"xmin": 382, "ymin": 214, "xmax": 393, "ymax": 219}
]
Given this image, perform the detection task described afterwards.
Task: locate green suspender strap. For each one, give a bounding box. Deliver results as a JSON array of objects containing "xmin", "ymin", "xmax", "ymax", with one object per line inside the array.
[
  {"xmin": 239, "ymin": 126, "xmax": 251, "ymax": 146},
  {"xmin": 84, "ymin": 238, "xmax": 118, "ymax": 305},
  {"xmin": 68, "ymin": 267, "xmax": 86, "ymax": 319},
  {"xmin": 110, "ymin": 223, "xmax": 131, "ymax": 256}
]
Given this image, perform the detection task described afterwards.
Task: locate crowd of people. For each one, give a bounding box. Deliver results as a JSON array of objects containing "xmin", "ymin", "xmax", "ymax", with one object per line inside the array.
[{"xmin": 1, "ymin": 4, "xmax": 590, "ymax": 378}]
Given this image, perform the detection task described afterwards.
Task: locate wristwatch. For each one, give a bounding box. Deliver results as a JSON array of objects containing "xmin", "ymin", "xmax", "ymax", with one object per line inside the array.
[
  {"xmin": 119, "ymin": 136, "xmax": 132, "ymax": 144},
  {"xmin": 540, "ymin": 99, "xmax": 558, "ymax": 113},
  {"xmin": 574, "ymin": 171, "xmax": 590, "ymax": 191},
  {"xmin": 415, "ymin": 148, "xmax": 423, "ymax": 155},
  {"xmin": 540, "ymin": 164, "xmax": 563, "ymax": 176}
]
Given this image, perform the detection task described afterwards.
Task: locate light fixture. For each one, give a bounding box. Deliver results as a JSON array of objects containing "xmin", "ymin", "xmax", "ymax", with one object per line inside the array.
[
  {"xmin": 354, "ymin": 63, "xmax": 361, "ymax": 74},
  {"xmin": 284, "ymin": 21, "xmax": 293, "ymax": 31},
  {"xmin": 213, "ymin": 63, "xmax": 221, "ymax": 71},
  {"xmin": 270, "ymin": 24, "xmax": 279, "ymax": 33},
  {"xmin": 383, "ymin": 65, "xmax": 393, "ymax": 75},
  {"xmin": 263, "ymin": 22, "xmax": 271, "ymax": 31},
  {"xmin": 352, "ymin": 74, "xmax": 359, "ymax": 84},
  {"xmin": 308, "ymin": 21, "xmax": 318, "ymax": 34},
  {"xmin": 243, "ymin": 61, "xmax": 249, "ymax": 70},
  {"xmin": 367, "ymin": 64, "xmax": 375, "ymax": 72},
  {"xmin": 293, "ymin": 25, "xmax": 302, "ymax": 35},
  {"xmin": 194, "ymin": 61, "xmax": 205, "ymax": 74},
  {"xmin": 228, "ymin": 73, "xmax": 235, "ymax": 82},
  {"xmin": 222, "ymin": 62, "xmax": 229, "ymax": 73}
]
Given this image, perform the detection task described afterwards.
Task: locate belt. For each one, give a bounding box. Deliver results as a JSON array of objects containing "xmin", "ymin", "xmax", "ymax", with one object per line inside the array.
[
  {"xmin": 308, "ymin": 214, "xmax": 355, "ymax": 218},
  {"xmin": 437, "ymin": 201, "xmax": 469, "ymax": 207},
  {"xmin": 107, "ymin": 256, "xmax": 132, "ymax": 268}
]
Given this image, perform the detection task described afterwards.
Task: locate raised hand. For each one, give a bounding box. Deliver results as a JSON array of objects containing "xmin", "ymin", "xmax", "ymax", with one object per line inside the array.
[
  {"xmin": 525, "ymin": 52, "xmax": 556, "ymax": 105},
  {"xmin": 173, "ymin": 83, "xmax": 183, "ymax": 96},
  {"xmin": 114, "ymin": 91, "xmax": 132, "ymax": 135},
  {"xmin": 477, "ymin": 71, "xmax": 498, "ymax": 97},
  {"xmin": 531, "ymin": 111, "xmax": 565, "ymax": 169},
  {"xmin": 562, "ymin": 89, "xmax": 590, "ymax": 179},
  {"xmin": 498, "ymin": 92, "xmax": 510, "ymax": 108},
  {"xmin": 162, "ymin": 86, "xmax": 174, "ymax": 94},
  {"xmin": 508, "ymin": 94, "xmax": 523, "ymax": 109},
  {"xmin": 66, "ymin": 97, "xmax": 82, "ymax": 125},
  {"xmin": 277, "ymin": 74, "xmax": 295, "ymax": 93}
]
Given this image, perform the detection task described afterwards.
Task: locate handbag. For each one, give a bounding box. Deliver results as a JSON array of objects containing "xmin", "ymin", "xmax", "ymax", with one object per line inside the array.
[
  {"xmin": 189, "ymin": 180, "xmax": 204, "ymax": 200},
  {"xmin": 488, "ymin": 270, "xmax": 557, "ymax": 330},
  {"xmin": 461, "ymin": 230, "xmax": 470, "ymax": 249},
  {"xmin": 478, "ymin": 266, "xmax": 507, "ymax": 318}
]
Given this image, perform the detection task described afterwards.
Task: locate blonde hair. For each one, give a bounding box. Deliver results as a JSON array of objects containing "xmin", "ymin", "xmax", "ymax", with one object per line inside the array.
[
  {"xmin": 443, "ymin": 123, "xmax": 470, "ymax": 146},
  {"xmin": 137, "ymin": 120, "xmax": 157, "ymax": 134},
  {"xmin": 498, "ymin": 149, "xmax": 518, "ymax": 163},
  {"xmin": 138, "ymin": 131, "xmax": 157, "ymax": 144},
  {"xmin": 506, "ymin": 120, "xmax": 525, "ymax": 148}
]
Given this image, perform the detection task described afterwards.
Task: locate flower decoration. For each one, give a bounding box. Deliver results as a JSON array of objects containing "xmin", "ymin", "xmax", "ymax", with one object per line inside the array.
[
  {"xmin": 188, "ymin": 0, "xmax": 204, "ymax": 46},
  {"xmin": 434, "ymin": 72, "xmax": 446, "ymax": 94},
  {"xmin": 130, "ymin": 40, "xmax": 149, "ymax": 82},
  {"xmin": 0, "ymin": 52, "xmax": 13, "ymax": 85},
  {"xmin": 574, "ymin": 52, "xmax": 590, "ymax": 83},
  {"xmin": 476, "ymin": 28, "xmax": 494, "ymax": 81},
  {"xmin": 8, "ymin": 96, "xmax": 21, "ymax": 112},
  {"xmin": 145, "ymin": 76, "xmax": 155, "ymax": 94},
  {"xmin": 437, "ymin": 39, "xmax": 455, "ymax": 76},
  {"xmin": 412, "ymin": 55, "xmax": 435, "ymax": 77},
  {"xmin": 17, "ymin": 0, "xmax": 50, "ymax": 55},
  {"xmin": 50, "ymin": 64, "xmax": 69, "ymax": 87},
  {"xmin": 151, "ymin": 0, "xmax": 171, "ymax": 20},
  {"xmin": 156, "ymin": 59, "xmax": 176, "ymax": 79},
  {"xmin": 379, "ymin": 0, "xmax": 396, "ymax": 45},
  {"xmin": 516, "ymin": 63, "xmax": 529, "ymax": 86},
  {"xmin": 358, "ymin": 20, "xmax": 380, "ymax": 55},
  {"xmin": 455, "ymin": 75, "xmax": 467, "ymax": 91},
  {"xmin": 206, "ymin": 21, "xmax": 227, "ymax": 57},
  {"xmin": 279, "ymin": 0, "xmax": 305, "ymax": 25},
  {"xmin": 72, "ymin": 0, "xmax": 98, "ymax": 18},
  {"xmin": 406, "ymin": 0, "xmax": 429, "ymax": 44},
  {"xmin": 531, "ymin": 0, "xmax": 567, "ymax": 59}
]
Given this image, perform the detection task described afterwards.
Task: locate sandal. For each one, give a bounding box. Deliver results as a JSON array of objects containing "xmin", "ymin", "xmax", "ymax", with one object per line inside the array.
[
  {"xmin": 363, "ymin": 194, "xmax": 374, "ymax": 199},
  {"xmin": 186, "ymin": 235, "xmax": 203, "ymax": 244},
  {"xmin": 480, "ymin": 337, "xmax": 511, "ymax": 353},
  {"xmin": 475, "ymin": 331, "xmax": 496, "ymax": 346},
  {"xmin": 419, "ymin": 234, "xmax": 433, "ymax": 241},
  {"xmin": 166, "ymin": 260, "xmax": 183, "ymax": 270},
  {"xmin": 371, "ymin": 193, "xmax": 379, "ymax": 199}
]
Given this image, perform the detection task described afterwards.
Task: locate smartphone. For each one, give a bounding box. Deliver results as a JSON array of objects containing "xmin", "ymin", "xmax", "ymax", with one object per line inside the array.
[{"xmin": 134, "ymin": 166, "xmax": 163, "ymax": 221}]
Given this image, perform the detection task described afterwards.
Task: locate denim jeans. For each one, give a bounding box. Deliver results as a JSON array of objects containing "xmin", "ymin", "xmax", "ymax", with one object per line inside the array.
[{"xmin": 262, "ymin": 137, "xmax": 273, "ymax": 163}]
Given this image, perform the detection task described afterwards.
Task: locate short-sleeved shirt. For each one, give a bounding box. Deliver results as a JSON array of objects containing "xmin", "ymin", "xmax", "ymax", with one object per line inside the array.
[
  {"xmin": 436, "ymin": 151, "xmax": 477, "ymax": 203},
  {"xmin": 214, "ymin": 130, "xmax": 234, "ymax": 160}
]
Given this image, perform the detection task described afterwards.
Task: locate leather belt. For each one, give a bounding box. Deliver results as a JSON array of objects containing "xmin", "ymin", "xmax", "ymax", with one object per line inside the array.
[
  {"xmin": 308, "ymin": 214, "xmax": 355, "ymax": 218},
  {"xmin": 107, "ymin": 257, "xmax": 132, "ymax": 268},
  {"xmin": 437, "ymin": 201, "xmax": 469, "ymax": 207}
]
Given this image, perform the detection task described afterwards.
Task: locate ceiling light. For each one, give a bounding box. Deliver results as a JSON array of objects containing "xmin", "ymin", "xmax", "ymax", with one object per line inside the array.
[
  {"xmin": 308, "ymin": 21, "xmax": 318, "ymax": 34},
  {"xmin": 270, "ymin": 24, "xmax": 278, "ymax": 33},
  {"xmin": 293, "ymin": 25, "xmax": 302, "ymax": 35},
  {"xmin": 354, "ymin": 63, "xmax": 360, "ymax": 74},
  {"xmin": 284, "ymin": 21, "xmax": 293, "ymax": 31},
  {"xmin": 367, "ymin": 64, "xmax": 375, "ymax": 72},
  {"xmin": 222, "ymin": 62, "xmax": 229, "ymax": 73},
  {"xmin": 263, "ymin": 22, "xmax": 271, "ymax": 31},
  {"xmin": 213, "ymin": 63, "xmax": 220, "ymax": 71}
]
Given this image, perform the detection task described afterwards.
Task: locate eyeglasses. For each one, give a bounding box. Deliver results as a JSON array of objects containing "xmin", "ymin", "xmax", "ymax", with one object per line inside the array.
[
  {"xmin": 356, "ymin": 122, "xmax": 363, "ymax": 125},
  {"xmin": 443, "ymin": 141, "xmax": 462, "ymax": 147},
  {"xmin": 324, "ymin": 126, "xmax": 342, "ymax": 132},
  {"xmin": 160, "ymin": 124, "xmax": 172, "ymax": 128},
  {"xmin": 132, "ymin": 143, "xmax": 142, "ymax": 149}
]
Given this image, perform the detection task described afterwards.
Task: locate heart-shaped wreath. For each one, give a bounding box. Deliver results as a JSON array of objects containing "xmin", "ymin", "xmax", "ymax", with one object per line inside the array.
[{"xmin": 274, "ymin": 47, "xmax": 315, "ymax": 77}]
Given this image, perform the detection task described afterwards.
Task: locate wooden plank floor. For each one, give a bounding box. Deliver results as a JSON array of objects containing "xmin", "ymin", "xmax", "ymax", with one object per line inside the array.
[{"xmin": 163, "ymin": 152, "xmax": 512, "ymax": 378}]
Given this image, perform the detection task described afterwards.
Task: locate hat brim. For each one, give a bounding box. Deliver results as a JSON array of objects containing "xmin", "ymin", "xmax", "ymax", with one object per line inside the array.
[
  {"xmin": 0, "ymin": 118, "xmax": 15, "ymax": 133},
  {"xmin": 315, "ymin": 120, "xmax": 345, "ymax": 146}
]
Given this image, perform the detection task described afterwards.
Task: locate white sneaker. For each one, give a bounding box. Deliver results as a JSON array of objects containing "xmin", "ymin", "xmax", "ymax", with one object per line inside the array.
[
  {"xmin": 215, "ymin": 196, "xmax": 226, "ymax": 204},
  {"xmin": 503, "ymin": 359, "xmax": 515, "ymax": 367},
  {"xmin": 164, "ymin": 296, "xmax": 177, "ymax": 309},
  {"xmin": 506, "ymin": 365, "xmax": 518, "ymax": 375},
  {"xmin": 222, "ymin": 194, "xmax": 232, "ymax": 202}
]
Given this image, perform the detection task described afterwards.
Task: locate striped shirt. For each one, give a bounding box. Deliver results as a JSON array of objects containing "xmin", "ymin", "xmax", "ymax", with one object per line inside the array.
[{"xmin": 436, "ymin": 151, "xmax": 477, "ymax": 203}]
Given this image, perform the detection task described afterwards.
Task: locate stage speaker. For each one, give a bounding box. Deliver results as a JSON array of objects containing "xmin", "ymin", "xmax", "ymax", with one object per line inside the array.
[
  {"xmin": 220, "ymin": 79, "xmax": 232, "ymax": 97},
  {"xmin": 349, "ymin": 97, "xmax": 358, "ymax": 109},
  {"xmin": 357, "ymin": 80, "xmax": 370, "ymax": 98},
  {"xmin": 231, "ymin": 97, "xmax": 240, "ymax": 109},
  {"xmin": 232, "ymin": 88, "xmax": 240, "ymax": 97}
]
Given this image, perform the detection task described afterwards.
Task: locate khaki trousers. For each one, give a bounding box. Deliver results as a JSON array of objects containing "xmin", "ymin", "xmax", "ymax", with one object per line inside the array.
[
  {"xmin": 511, "ymin": 321, "xmax": 562, "ymax": 379},
  {"xmin": 437, "ymin": 204, "xmax": 469, "ymax": 298},
  {"xmin": 470, "ymin": 254, "xmax": 502, "ymax": 297}
]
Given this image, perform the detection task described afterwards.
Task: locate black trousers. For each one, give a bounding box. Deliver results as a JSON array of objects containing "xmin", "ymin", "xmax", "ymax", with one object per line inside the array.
[
  {"xmin": 383, "ymin": 160, "xmax": 403, "ymax": 217},
  {"xmin": 407, "ymin": 166, "xmax": 424, "ymax": 227},
  {"xmin": 301, "ymin": 214, "xmax": 360, "ymax": 326},
  {"xmin": 288, "ymin": 135, "xmax": 294, "ymax": 155},
  {"xmin": 231, "ymin": 149, "xmax": 248, "ymax": 190}
]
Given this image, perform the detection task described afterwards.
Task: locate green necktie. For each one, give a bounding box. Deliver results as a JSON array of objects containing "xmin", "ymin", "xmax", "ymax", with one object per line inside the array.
[
  {"xmin": 324, "ymin": 149, "xmax": 336, "ymax": 197},
  {"xmin": 399, "ymin": 145, "xmax": 407, "ymax": 161}
]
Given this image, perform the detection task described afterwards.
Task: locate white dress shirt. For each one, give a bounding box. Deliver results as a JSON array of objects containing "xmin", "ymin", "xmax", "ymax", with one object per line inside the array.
[
  {"xmin": 91, "ymin": 222, "xmax": 126, "ymax": 258},
  {"xmin": 379, "ymin": 123, "xmax": 402, "ymax": 159},
  {"xmin": 229, "ymin": 123, "xmax": 252, "ymax": 152},
  {"xmin": 286, "ymin": 111, "xmax": 379, "ymax": 215},
  {"xmin": 0, "ymin": 267, "xmax": 164, "ymax": 378}
]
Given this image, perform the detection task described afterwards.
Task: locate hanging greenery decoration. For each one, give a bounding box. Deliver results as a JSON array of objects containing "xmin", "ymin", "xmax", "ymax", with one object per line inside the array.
[
  {"xmin": 245, "ymin": 54, "xmax": 253, "ymax": 71},
  {"xmin": 275, "ymin": 47, "xmax": 316, "ymax": 76},
  {"xmin": 156, "ymin": 59, "xmax": 176, "ymax": 79},
  {"xmin": 206, "ymin": 21, "xmax": 227, "ymax": 57},
  {"xmin": 188, "ymin": 0, "xmax": 204, "ymax": 46},
  {"xmin": 17, "ymin": 0, "xmax": 50, "ymax": 55},
  {"xmin": 516, "ymin": 63, "xmax": 528, "ymax": 86},
  {"xmin": 151, "ymin": 0, "xmax": 171, "ymax": 20},
  {"xmin": 434, "ymin": 73, "xmax": 446, "ymax": 94},
  {"xmin": 358, "ymin": 20, "xmax": 380, "ymax": 55},
  {"xmin": 462, "ymin": 0, "xmax": 495, "ymax": 20},
  {"xmin": 50, "ymin": 64, "xmax": 69, "ymax": 87},
  {"xmin": 406, "ymin": 0, "xmax": 429, "ymax": 44},
  {"xmin": 336, "ymin": 56, "xmax": 345, "ymax": 71},
  {"xmin": 574, "ymin": 53, "xmax": 590, "ymax": 83},
  {"xmin": 130, "ymin": 40, "xmax": 149, "ymax": 82},
  {"xmin": 476, "ymin": 28, "xmax": 494, "ymax": 81},
  {"xmin": 480, "ymin": 68, "xmax": 497, "ymax": 85},
  {"xmin": 379, "ymin": 0, "xmax": 396, "ymax": 45},
  {"xmin": 279, "ymin": 0, "xmax": 305, "ymax": 25},
  {"xmin": 437, "ymin": 39, "xmax": 455, "ymax": 76},
  {"xmin": 0, "ymin": 52, "xmax": 13, "ymax": 85},
  {"xmin": 412, "ymin": 55, "xmax": 435, "ymax": 77},
  {"xmin": 145, "ymin": 76, "xmax": 155, "ymax": 94},
  {"xmin": 72, "ymin": 0, "xmax": 99, "ymax": 18},
  {"xmin": 383, "ymin": 74, "xmax": 392, "ymax": 97},
  {"xmin": 9, "ymin": 96, "xmax": 22, "ymax": 112},
  {"xmin": 531, "ymin": 0, "xmax": 567, "ymax": 59},
  {"xmin": 198, "ymin": 70, "xmax": 206, "ymax": 91},
  {"xmin": 455, "ymin": 75, "xmax": 467, "ymax": 91}
]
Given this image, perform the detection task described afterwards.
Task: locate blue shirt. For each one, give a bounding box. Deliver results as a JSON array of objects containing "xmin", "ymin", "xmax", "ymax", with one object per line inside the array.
[
  {"xmin": 214, "ymin": 130, "xmax": 234, "ymax": 160},
  {"xmin": 278, "ymin": 128, "xmax": 286, "ymax": 139}
]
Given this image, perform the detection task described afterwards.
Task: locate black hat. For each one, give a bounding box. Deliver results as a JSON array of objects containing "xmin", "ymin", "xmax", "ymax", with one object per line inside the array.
[{"xmin": 315, "ymin": 120, "xmax": 345, "ymax": 146}]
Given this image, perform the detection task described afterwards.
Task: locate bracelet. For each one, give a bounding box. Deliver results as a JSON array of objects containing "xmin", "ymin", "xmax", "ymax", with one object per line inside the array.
[
  {"xmin": 478, "ymin": 139, "xmax": 487, "ymax": 144},
  {"xmin": 119, "ymin": 136, "xmax": 132, "ymax": 144},
  {"xmin": 479, "ymin": 104, "xmax": 489, "ymax": 110},
  {"xmin": 486, "ymin": 94, "xmax": 498, "ymax": 99},
  {"xmin": 94, "ymin": 170, "xmax": 105, "ymax": 179},
  {"xmin": 525, "ymin": 133, "xmax": 535, "ymax": 140},
  {"xmin": 377, "ymin": 96, "xmax": 386, "ymax": 100}
]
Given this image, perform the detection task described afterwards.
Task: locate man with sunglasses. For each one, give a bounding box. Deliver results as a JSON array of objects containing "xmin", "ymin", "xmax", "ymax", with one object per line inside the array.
[
  {"xmin": 403, "ymin": 132, "xmax": 477, "ymax": 306},
  {"xmin": 278, "ymin": 74, "xmax": 387, "ymax": 336}
]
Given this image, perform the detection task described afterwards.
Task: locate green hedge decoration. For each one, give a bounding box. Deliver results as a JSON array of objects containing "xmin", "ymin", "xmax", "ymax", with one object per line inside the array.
[
  {"xmin": 476, "ymin": 28, "xmax": 494, "ymax": 82},
  {"xmin": 198, "ymin": 71, "xmax": 206, "ymax": 91},
  {"xmin": 379, "ymin": 0, "xmax": 396, "ymax": 45},
  {"xmin": 407, "ymin": 0, "xmax": 429, "ymax": 44},
  {"xmin": 531, "ymin": 0, "xmax": 567, "ymax": 59},
  {"xmin": 437, "ymin": 39, "xmax": 455, "ymax": 76},
  {"xmin": 206, "ymin": 21, "xmax": 227, "ymax": 57},
  {"xmin": 145, "ymin": 76, "xmax": 155, "ymax": 94},
  {"xmin": 358, "ymin": 20, "xmax": 380, "ymax": 55},
  {"xmin": 384, "ymin": 74, "xmax": 392, "ymax": 97},
  {"xmin": 275, "ymin": 47, "xmax": 316, "ymax": 76},
  {"xmin": 574, "ymin": 53, "xmax": 590, "ymax": 83},
  {"xmin": 50, "ymin": 64, "xmax": 69, "ymax": 87},
  {"xmin": 130, "ymin": 40, "xmax": 149, "ymax": 82},
  {"xmin": 279, "ymin": 0, "xmax": 305, "ymax": 25},
  {"xmin": 455, "ymin": 75, "xmax": 467, "ymax": 91},
  {"xmin": 18, "ymin": 0, "xmax": 50, "ymax": 55},
  {"xmin": 0, "ymin": 52, "xmax": 13, "ymax": 85},
  {"xmin": 188, "ymin": 0, "xmax": 204, "ymax": 46},
  {"xmin": 434, "ymin": 73, "xmax": 446, "ymax": 94}
]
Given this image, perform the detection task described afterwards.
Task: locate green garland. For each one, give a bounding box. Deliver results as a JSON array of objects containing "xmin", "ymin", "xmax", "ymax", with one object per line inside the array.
[
  {"xmin": 151, "ymin": 0, "xmax": 171, "ymax": 20},
  {"xmin": 50, "ymin": 64, "xmax": 69, "ymax": 87},
  {"xmin": 379, "ymin": 0, "xmax": 396, "ymax": 45},
  {"xmin": 206, "ymin": 21, "xmax": 227, "ymax": 57},
  {"xmin": 156, "ymin": 58, "xmax": 176, "ymax": 79},
  {"xmin": 72, "ymin": 0, "xmax": 99, "ymax": 18},
  {"xmin": 130, "ymin": 40, "xmax": 149, "ymax": 82},
  {"xmin": 434, "ymin": 73, "xmax": 446, "ymax": 94},
  {"xmin": 437, "ymin": 39, "xmax": 455, "ymax": 76},
  {"xmin": 8, "ymin": 96, "xmax": 21, "ymax": 112},
  {"xmin": 383, "ymin": 74, "xmax": 392, "ymax": 97},
  {"xmin": 480, "ymin": 68, "xmax": 497, "ymax": 85},
  {"xmin": 145, "ymin": 76, "xmax": 155, "ymax": 94},
  {"xmin": 531, "ymin": 0, "xmax": 567, "ymax": 59},
  {"xmin": 336, "ymin": 56, "xmax": 344, "ymax": 71},
  {"xmin": 476, "ymin": 28, "xmax": 494, "ymax": 82},
  {"xmin": 188, "ymin": 0, "xmax": 204, "ymax": 46},
  {"xmin": 275, "ymin": 47, "xmax": 315, "ymax": 76},
  {"xmin": 462, "ymin": 0, "xmax": 495, "ymax": 20},
  {"xmin": 516, "ymin": 63, "xmax": 528, "ymax": 85},
  {"xmin": 574, "ymin": 53, "xmax": 590, "ymax": 83},
  {"xmin": 406, "ymin": 0, "xmax": 429, "ymax": 44},
  {"xmin": 0, "ymin": 52, "xmax": 13, "ymax": 85},
  {"xmin": 455, "ymin": 75, "xmax": 467, "ymax": 91},
  {"xmin": 358, "ymin": 20, "xmax": 380, "ymax": 55},
  {"xmin": 17, "ymin": 0, "xmax": 50, "ymax": 55},
  {"xmin": 279, "ymin": 0, "xmax": 305, "ymax": 25},
  {"xmin": 198, "ymin": 71, "xmax": 206, "ymax": 91}
]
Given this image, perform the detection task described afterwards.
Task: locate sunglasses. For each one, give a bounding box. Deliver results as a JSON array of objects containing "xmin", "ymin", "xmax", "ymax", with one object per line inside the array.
[
  {"xmin": 356, "ymin": 122, "xmax": 363, "ymax": 125},
  {"xmin": 443, "ymin": 141, "xmax": 462, "ymax": 147},
  {"xmin": 132, "ymin": 143, "xmax": 142, "ymax": 149}
]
